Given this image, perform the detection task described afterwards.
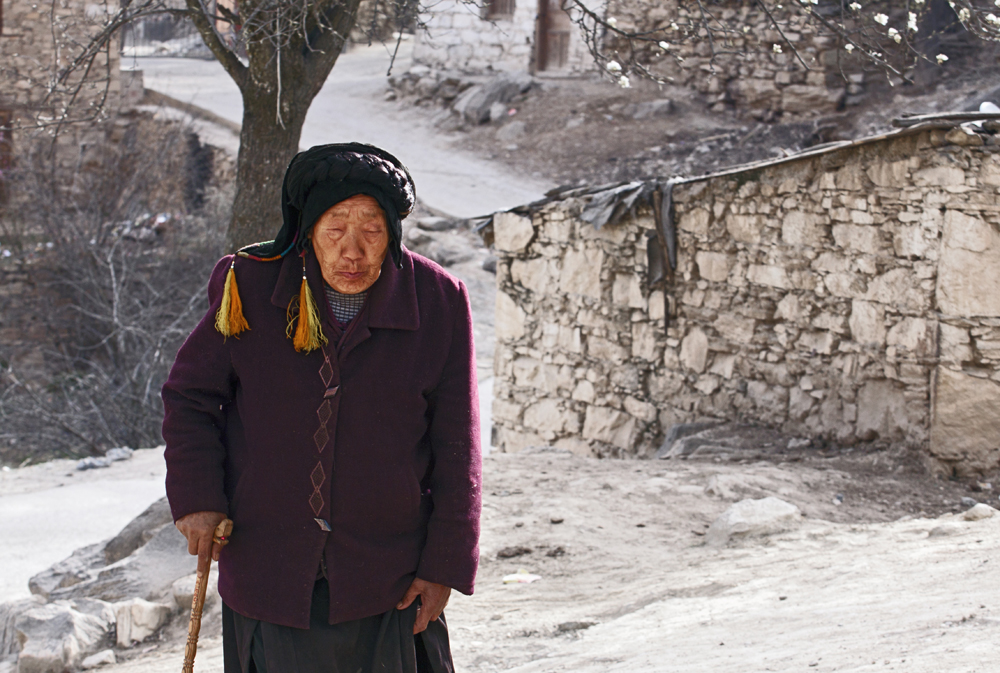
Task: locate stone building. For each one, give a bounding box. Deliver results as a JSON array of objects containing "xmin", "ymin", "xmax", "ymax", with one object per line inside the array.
[
  {"xmin": 412, "ymin": 0, "xmax": 859, "ymax": 117},
  {"xmin": 412, "ymin": 0, "xmax": 600, "ymax": 74},
  {"xmin": 486, "ymin": 116, "xmax": 1000, "ymax": 476},
  {"xmin": 0, "ymin": 0, "xmax": 125, "ymax": 197}
]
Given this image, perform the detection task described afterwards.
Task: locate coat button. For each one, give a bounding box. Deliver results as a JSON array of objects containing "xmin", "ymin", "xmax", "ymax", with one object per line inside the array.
[{"xmin": 323, "ymin": 386, "xmax": 339, "ymax": 399}]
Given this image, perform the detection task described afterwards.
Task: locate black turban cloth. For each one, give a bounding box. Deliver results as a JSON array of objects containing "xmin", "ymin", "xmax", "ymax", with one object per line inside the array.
[{"xmin": 241, "ymin": 143, "xmax": 416, "ymax": 269}]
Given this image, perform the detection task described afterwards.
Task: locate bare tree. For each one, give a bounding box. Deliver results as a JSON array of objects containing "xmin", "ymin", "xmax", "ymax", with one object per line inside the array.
[
  {"xmin": 570, "ymin": 0, "xmax": 999, "ymax": 90},
  {"xmin": 0, "ymin": 118, "xmax": 228, "ymax": 461},
  {"xmin": 32, "ymin": 0, "xmax": 423, "ymax": 250}
]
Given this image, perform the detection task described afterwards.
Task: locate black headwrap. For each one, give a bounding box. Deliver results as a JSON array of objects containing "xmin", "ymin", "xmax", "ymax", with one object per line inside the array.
[{"xmin": 240, "ymin": 143, "xmax": 416, "ymax": 268}]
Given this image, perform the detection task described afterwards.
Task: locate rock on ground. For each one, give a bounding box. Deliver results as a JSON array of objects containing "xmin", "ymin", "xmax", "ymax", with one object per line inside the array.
[
  {"xmin": 14, "ymin": 599, "xmax": 115, "ymax": 673},
  {"xmin": 706, "ymin": 497, "xmax": 803, "ymax": 547}
]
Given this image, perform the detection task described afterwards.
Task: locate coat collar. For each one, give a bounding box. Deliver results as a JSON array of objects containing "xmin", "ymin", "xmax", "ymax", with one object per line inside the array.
[{"xmin": 270, "ymin": 247, "xmax": 420, "ymax": 332}]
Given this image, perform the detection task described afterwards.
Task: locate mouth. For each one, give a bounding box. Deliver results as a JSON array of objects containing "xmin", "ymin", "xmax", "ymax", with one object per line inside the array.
[{"xmin": 338, "ymin": 270, "xmax": 365, "ymax": 281}]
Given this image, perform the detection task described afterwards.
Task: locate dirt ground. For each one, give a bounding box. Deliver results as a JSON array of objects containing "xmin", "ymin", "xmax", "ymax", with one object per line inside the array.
[
  {"xmin": 20, "ymin": 446, "xmax": 996, "ymax": 673},
  {"xmin": 424, "ymin": 61, "xmax": 1000, "ymax": 190}
]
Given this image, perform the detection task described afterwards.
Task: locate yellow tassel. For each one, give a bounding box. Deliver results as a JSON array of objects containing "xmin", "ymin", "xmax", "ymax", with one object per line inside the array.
[
  {"xmin": 286, "ymin": 273, "xmax": 327, "ymax": 353},
  {"xmin": 215, "ymin": 260, "xmax": 250, "ymax": 337}
]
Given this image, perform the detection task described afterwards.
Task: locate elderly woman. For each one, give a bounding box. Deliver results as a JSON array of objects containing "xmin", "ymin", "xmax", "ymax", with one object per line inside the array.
[{"xmin": 162, "ymin": 143, "xmax": 482, "ymax": 673}]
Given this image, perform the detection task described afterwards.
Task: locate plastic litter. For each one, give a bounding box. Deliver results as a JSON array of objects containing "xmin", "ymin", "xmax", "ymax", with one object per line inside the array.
[{"xmin": 503, "ymin": 569, "xmax": 542, "ymax": 584}]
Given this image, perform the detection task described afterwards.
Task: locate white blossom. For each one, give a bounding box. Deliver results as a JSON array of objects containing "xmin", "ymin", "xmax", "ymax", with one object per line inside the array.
[
  {"xmin": 873, "ymin": 12, "xmax": 889, "ymax": 25},
  {"xmin": 607, "ymin": 16, "xmax": 617, "ymax": 28},
  {"xmin": 936, "ymin": 53, "xmax": 949, "ymax": 63},
  {"xmin": 987, "ymin": 13, "xmax": 1000, "ymax": 24},
  {"xmin": 606, "ymin": 60, "xmax": 622, "ymax": 73},
  {"xmin": 773, "ymin": 43, "xmax": 783, "ymax": 53},
  {"xmin": 670, "ymin": 22, "xmax": 679, "ymax": 30},
  {"xmin": 996, "ymin": 0, "xmax": 1000, "ymax": 8},
  {"xmin": 849, "ymin": 2, "xmax": 861, "ymax": 9},
  {"xmin": 958, "ymin": 7, "xmax": 970, "ymax": 21},
  {"xmin": 658, "ymin": 41, "xmax": 671, "ymax": 50},
  {"xmin": 887, "ymin": 27, "xmax": 902, "ymax": 42},
  {"xmin": 618, "ymin": 75, "xmax": 631, "ymax": 88},
  {"xmin": 845, "ymin": 43, "xmax": 855, "ymax": 52},
  {"xmin": 914, "ymin": 0, "xmax": 925, "ymax": 4},
  {"xmin": 908, "ymin": 12, "xmax": 918, "ymax": 31}
]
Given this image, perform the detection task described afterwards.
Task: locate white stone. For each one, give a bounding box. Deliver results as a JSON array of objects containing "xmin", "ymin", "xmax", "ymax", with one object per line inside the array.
[
  {"xmin": 714, "ymin": 314, "xmax": 756, "ymax": 343},
  {"xmin": 695, "ymin": 251, "xmax": 732, "ymax": 282},
  {"xmin": 706, "ymin": 497, "xmax": 802, "ymax": 547},
  {"xmin": 886, "ymin": 318, "xmax": 933, "ymax": 356},
  {"xmin": 849, "ymin": 300, "xmax": 886, "ymax": 346},
  {"xmin": 930, "ymin": 367, "xmax": 1000, "ymax": 474},
  {"xmin": 571, "ymin": 380, "xmax": 595, "ymax": 403},
  {"xmin": 825, "ymin": 272, "xmax": 865, "ymax": 299},
  {"xmin": 587, "ymin": 336, "xmax": 628, "ymax": 363},
  {"xmin": 913, "ymin": 165, "xmax": 965, "ymax": 187},
  {"xmin": 796, "ymin": 331, "xmax": 836, "ymax": 355},
  {"xmin": 747, "ymin": 264, "xmax": 790, "ymax": 289},
  {"xmin": 963, "ymin": 503, "xmax": 997, "ymax": 521},
  {"xmin": 866, "ymin": 159, "xmax": 909, "ymax": 187},
  {"xmin": 832, "ymin": 224, "xmax": 880, "ymax": 254},
  {"xmin": 15, "ymin": 600, "xmax": 115, "ymax": 673},
  {"xmin": 624, "ymin": 396, "xmax": 657, "ymax": 422},
  {"xmin": 81, "ymin": 650, "xmax": 116, "ymax": 669},
  {"xmin": 937, "ymin": 210, "xmax": 1000, "ymax": 317},
  {"xmin": 893, "ymin": 226, "xmax": 933, "ymax": 259},
  {"xmin": 612, "ymin": 274, "xmax": 645, "ymax": 308},
  {"xmin": 694, "ymin": 375, "xmax": 720, "ymax": 395},
  {"xmin": 939, "ymin": 323, "xmax": 972, "ymax": 364},
  {"xmin": 559, "ymin": 247, "xmax": 604, "ymax": 299},
  {"xmin": 781, "ymin": 211, "xmax": 825, "ymax": 247},
  {"xmin": 680, "ymin": 328, "xmax": 709, "ymax": 373},
  {"xmin": 648, "ymin": 290, "xmax": 666, "ymax": 321},
  {"xmin": 493, "ymin": 211, "xmax": 534, "ymax": 252},
  {"xmin": 866, "ymin": 269, "xmax": 925, "ymax": 311},
  {"xmin": 113, "ymin": 598, "xmax": 171, "ymax": 647},
  {"xmin": 680, "ymin": 208, "xmax": 710, "ymax": 235},
  {"xmin": 856, "ymin": 380, "xmax": 908, "ymax": 442},
  {"xmin": 788, "ymin": 387, "xmax": 814, "ymax": 421},
  {"xmin": 709, "ymin": 354, "xmax": 736, "ymax": 379},
  {"xmin": 726, "ymin": 214, "xmax": 764, "ymax": 244},
  {"xmin": 495, "ymin": 292, "xmax": 525, "ymax": 341},
  {"xmin": 510, "ymin": 258, "xmax": 550, "ymax": 295},
  {"xmin": 631, "ymin": 322, "xmax": 659, "ymax": 362},
  {"xmin": 582, "ymin": 406, "xmax": 637, "ymax": 450},
  {"xmin": 522, "ymin": 399, "xmax": 568, "ymax": 435},
  {"xmin": 775, "ymin": 294, "xmax": 804, "ymax": 322}
]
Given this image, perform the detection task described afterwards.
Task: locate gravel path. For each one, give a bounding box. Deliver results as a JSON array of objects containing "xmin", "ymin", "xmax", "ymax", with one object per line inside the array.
[{"xmin": 134, "ymin": 42, "xmax": 554, "ymax": 220}]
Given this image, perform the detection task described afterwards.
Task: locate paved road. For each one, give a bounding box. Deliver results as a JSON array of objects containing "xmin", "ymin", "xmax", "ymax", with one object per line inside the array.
[
  {"xmin": 0, "ymin": 450, "xmax": 167, "ymax": 602},
  {"xmin": 133, "ymin": 43, "xmax": 553, "ymax": 219}
]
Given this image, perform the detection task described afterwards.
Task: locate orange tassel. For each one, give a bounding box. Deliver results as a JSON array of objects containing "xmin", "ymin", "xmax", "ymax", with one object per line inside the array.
[
  {"xmin": 286, "ymin": 270, "xmax": 327, "ymax": 353},
  {"xmin": 215, "ymin": 259, "xmax": 249, "ymax": 337}
]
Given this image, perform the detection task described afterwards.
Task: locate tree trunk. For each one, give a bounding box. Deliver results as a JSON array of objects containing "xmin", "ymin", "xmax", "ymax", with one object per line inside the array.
[{"xmin": 226, "ymin": 95, "xmax": 305, "ymax": 251}]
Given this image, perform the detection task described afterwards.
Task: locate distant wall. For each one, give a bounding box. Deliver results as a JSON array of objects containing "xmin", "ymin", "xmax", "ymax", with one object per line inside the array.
[
  {"xmin": 412, "ymin": 0, "xmax": 596, "ymax": 74},
  {"xmin": 490, "ymin": 128, "xmax": 1000, "ymax": 475}
]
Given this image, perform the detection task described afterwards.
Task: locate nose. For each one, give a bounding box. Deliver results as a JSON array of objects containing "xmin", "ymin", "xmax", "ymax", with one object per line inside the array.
[{"xmin": 341, "ymin": 231, "xmax": 364, "ymax": 261}]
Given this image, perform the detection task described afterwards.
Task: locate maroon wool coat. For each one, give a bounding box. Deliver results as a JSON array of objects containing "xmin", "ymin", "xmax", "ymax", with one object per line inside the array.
[{"xmin": 161, "ymin": 247, "xmax": 482, "ymax": 629}]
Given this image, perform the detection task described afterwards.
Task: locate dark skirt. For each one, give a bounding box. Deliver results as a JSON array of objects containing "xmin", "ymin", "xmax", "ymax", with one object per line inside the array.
[{"xmin": 222, "ymin": 579, "xmax": 454, "ymax": 673}]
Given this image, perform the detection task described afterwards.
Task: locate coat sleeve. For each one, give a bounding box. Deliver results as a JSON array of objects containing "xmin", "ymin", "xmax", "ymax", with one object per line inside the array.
[
  {"xmin": 161, "ymin": 256, "xmax": 237, "ymax": 522},
  {"xmin": 416, "ymin": 281, "xmax": 482, "ymax": 596}
]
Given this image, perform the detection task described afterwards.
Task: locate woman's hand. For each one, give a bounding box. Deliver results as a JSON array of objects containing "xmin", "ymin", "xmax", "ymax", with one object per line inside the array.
[
  {"xmin": 175, "ymin": 510, "xmax": 228, "ymax": 564},
  {"xmin": 397, "ymin": 578, "xmax": 452, "ymax": 634}
]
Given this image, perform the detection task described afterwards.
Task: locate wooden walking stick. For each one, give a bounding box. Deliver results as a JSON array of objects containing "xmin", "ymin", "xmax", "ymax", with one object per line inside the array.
[{"xmin": 182, "ymin": 518, "xmax": 233, "ymax": 673}]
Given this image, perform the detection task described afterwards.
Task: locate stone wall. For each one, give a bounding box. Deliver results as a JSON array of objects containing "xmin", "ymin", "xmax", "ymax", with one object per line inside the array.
[
  {"xmin": 490, "ymin": 126, "xmax": 1000, "ymax": 475},
  {"xmin": 1, "ymin": 0, "xmax": 123, "ymax": 181},
  {"xmin": 412, "ymin": 0, "xmax": 596, "ymax": 74},
  {"xmin": 605, "ymin": 0, "xmax": 855, "ymax": 118}
]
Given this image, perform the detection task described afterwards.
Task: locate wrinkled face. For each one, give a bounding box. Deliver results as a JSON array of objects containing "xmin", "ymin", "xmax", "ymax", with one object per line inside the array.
[{"xmin": 310, "ymin": 194, "xmax": 389, "ymax": 294}]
